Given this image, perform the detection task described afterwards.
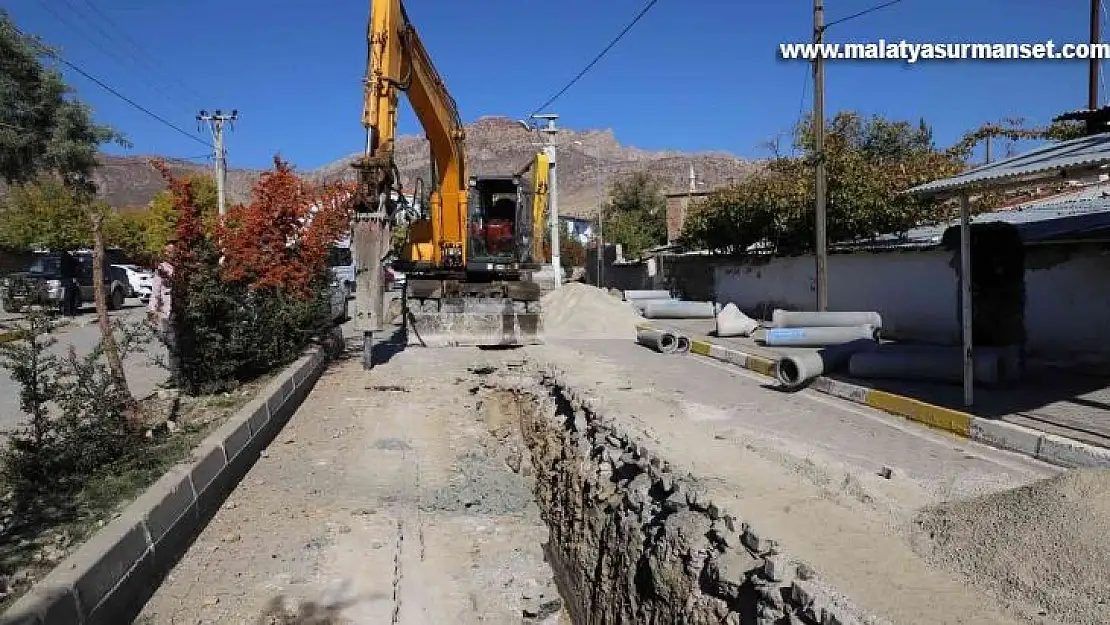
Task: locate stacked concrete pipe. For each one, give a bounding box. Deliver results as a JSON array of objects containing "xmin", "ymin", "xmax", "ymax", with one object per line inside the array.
[
  {"xmin": 765, "ymin": 310, "xmax": 884, "ymax": 389},
  {"xmin": 636, "ymin": 327, "xmax": 690, "ymax": 354}
]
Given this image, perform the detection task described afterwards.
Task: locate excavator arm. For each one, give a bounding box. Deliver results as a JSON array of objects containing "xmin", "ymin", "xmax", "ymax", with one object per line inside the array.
[
  {"xmin": 352, "ymin": 0, "xmax": 544, "ymax": 360},
  {"xmin": 357, "ymin": 0, "xmax": 467, "ymax": 266},
  {"xmin": 352, "ymin": 0, "xmax": 471, "ymax": 362}
]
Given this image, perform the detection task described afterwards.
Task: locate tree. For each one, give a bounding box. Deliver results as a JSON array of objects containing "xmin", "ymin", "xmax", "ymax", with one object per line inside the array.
[
  {"xmin": 217, "ymin": 157, "xmax": 351, "ymax": 299},
  {"xmin": 0, "ymin": 175, "xmax": 91, "ymax": 250},
  {"xmin": 0, "ymin": 10, "xmax": 126, "ymax": 184},
  {"xmin": 681, "ymin": 112, "xmax": 967, "ymax": 254},
  {"xmin": 146, "ymin": 173, "xmax": 219, "ymax": 249},
  {"xmin": 602, "ymin": 172, "xmax": 667, "ymax": 259}
]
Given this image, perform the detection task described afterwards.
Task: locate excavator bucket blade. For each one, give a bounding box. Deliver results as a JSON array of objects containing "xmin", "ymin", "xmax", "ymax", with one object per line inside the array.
[{"xmin": 404, "ymin": 300, "xmax": 544, "ymax": 347}]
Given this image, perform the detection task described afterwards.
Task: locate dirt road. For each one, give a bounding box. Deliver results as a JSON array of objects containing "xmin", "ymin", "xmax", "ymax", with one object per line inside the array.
[
  {"xmin": 137, "ymin": 328, "xmax": 1077, "ymax": 624},
  {"xmin": 137, "ymin": 343, "xmax": 564, "ymax": 625}
]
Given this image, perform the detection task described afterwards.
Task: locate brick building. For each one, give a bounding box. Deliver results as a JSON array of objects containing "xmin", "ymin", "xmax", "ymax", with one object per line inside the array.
[{"xmin": 664, "ymin": 190, "xmax": 713, "ymax": 244}]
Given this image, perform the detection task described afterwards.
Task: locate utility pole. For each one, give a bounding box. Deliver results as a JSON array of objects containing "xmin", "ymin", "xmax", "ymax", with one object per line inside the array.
[
  {"xmin": 197, "ymin": 109, "xmax": 238, "ymax": 216},
  {"xmin": 813, "ymin": 0, "xmax": 828, "ymax": 312},
  {"xmin": 595, "ymin": 142, "xmax": 604, "ymax": 288},
  {"xmin": 533, "ymin": 113, "xmax": 561, "ymax": 287},
  {"xmin": 1090, "ymin": 0, "xmax": 1102, "ymax": 134}
]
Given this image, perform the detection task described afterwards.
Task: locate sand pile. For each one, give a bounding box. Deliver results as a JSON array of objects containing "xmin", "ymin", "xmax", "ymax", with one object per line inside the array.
[
  {"xmin": 541, "ymin": 283, "xmax": 644, "ymax": 339},
  {"xmin": 910, "ymin": 469, "xmax": 1110, "ymax": 625}
]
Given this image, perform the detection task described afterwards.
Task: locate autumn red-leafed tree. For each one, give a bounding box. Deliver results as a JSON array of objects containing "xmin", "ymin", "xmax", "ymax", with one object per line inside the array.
[{"xmin": 217, "ymin": 157, "xmax": 351, "ymax": 299}]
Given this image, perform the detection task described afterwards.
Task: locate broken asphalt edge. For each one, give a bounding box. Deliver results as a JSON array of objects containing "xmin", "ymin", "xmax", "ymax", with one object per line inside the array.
[
  {"xmin": 636, "ymin": 323, "xmax": 1110, "ymax": 471},
  {"xmin": 0, "ymin": 325, "xmax": 346, "ymax": 625}
]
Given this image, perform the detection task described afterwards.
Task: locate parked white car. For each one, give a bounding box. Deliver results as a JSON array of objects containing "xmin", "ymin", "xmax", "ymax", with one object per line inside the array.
[{"xmin": 112, "ymin": 264, "xmax": 154, "ymax": 303}]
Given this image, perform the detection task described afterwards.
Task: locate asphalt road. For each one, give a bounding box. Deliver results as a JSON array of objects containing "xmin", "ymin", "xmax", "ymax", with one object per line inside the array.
[{"xmin": 0, "ymin": 300, "xmax": 168, "ymax": 435}]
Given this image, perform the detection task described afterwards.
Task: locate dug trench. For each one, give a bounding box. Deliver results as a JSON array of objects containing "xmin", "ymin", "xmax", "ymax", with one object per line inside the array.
[{"xmin": 478, "ymin": 367, "xmax": 877, "ymax": 625}]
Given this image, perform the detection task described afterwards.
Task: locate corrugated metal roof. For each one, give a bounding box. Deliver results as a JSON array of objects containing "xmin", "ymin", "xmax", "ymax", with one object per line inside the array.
[
  {"xmin": 833, "ymin": 185, "xmax": 1110, "ymax": 252},
  {"xmin": 907, "ymin": 133, "xmax": 1110, "ymax": 196}
]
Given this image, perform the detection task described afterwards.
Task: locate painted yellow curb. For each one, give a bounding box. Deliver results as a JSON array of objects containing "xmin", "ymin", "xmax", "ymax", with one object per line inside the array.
[
  {"xmin": 689, "ymin": 340, "xmax": 711, "ymax": 356},
  {"xmin": 863, "ymin": 389, "xmax": 972, "ymax": 437},
  {"xmin": 644, "ymin": 323, "xmax": 973, "ymax": 440},
  {"xmin": 0, "ymin": 330, "xmax": 25, "ymax": 344},
  {"xmin": 744, "ymin": 355, "xmax": 776, "ymax": 377}
]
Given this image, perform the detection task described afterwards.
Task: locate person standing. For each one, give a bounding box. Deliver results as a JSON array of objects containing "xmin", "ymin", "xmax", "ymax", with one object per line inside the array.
[{"xmin": 148, "ymin": 242, "xmax": 181, "ymax": 382}]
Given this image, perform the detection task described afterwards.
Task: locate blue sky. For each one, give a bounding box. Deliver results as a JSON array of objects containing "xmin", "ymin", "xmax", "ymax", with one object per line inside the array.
[{"xmin": 3, "ymin": 0, "xmax": 1101, "ymax": 170}]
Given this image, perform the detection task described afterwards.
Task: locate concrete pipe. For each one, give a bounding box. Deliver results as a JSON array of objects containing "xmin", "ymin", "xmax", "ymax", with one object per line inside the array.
[
  {"xmin": 848, "ymin": 349, "xmax": 1001, "ymax": 386},
  {"xmin": 872, "ymin": 343, "xmax": 1023, "ymax": 383},
  {"xmin": 642, "ymin": 300, "xmax": 717, "ymax": 319},
  {"xmin": 762, "ymin": 325, "xmax": 878, "ymax": 347},
  {"xmin": 771, "ymin": 310, "xmax": 883, "ymax": 329},
  {"xmin": 674, "ymin": 334, "xmax": 691, "ymax": 354},
  {"xmin": 636, "ymin": 327, "xmax": 678, "ymax": 353},
  {"xmin": 774, "ymin": 338, "xmax": 880, "ymax": 389},
  {"xmin": 632, "ymin": 297, "xmax": 678, "ymax": 313},
  {"xmin": 624, "ymin": 290, "xmax": 672, "ymax": 301},
  {"xmin": 716, "ymin": 303, "xmax": 759, "ymax": 337}
]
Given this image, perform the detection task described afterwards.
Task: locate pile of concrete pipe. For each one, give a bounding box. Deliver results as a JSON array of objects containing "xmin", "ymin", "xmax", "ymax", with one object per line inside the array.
[
  {"xmin": 762, "ymin": 309, "xmax": 884, "ymax": 389},
  {"xmin": 622, "ymin": 290, "xmax": 719, "ymax": 319},
  {"xmin": 635, "ymin": 327, "xmax": 691, "ymax": 354},
  {"xmin": 847, "ymin": 343, "xmax": 1022, "ymax": 386}
]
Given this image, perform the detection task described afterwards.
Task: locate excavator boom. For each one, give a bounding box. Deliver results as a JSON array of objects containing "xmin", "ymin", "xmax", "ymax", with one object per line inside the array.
[{"xmin": 353, "ymin": 0, "xmax": 544, "ymax": 356}]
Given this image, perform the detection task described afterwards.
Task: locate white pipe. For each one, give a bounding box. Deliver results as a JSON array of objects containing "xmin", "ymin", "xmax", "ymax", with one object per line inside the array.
[
  {"xmin": 771, "ymin": 310, "xmax": 882, "ymax": 329},
  {"xmin": 762, "ymin": 325, "xmax": 878, "ymax": 347},
  {"xmin": 642, "ymin": 301, "xmax": 717, "ymax": 319},
  {"xmin": 624, "ymin": 290, "xmax": 672, "ymax": 301}
]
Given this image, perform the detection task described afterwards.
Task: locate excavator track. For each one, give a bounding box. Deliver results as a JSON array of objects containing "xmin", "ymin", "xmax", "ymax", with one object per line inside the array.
[{"xmin": 401, "ymin": 278, "xmax": 544, "ymax": 348}]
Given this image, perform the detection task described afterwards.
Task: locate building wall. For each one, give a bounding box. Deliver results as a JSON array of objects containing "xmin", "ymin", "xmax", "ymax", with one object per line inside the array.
[
  {"xmin": 1023, "ymin": 244, "xmax": 1110, "ymax": 356},
  {"xmin": 714, "ymin": 251, "xmax": 960, "ymax": 344}
]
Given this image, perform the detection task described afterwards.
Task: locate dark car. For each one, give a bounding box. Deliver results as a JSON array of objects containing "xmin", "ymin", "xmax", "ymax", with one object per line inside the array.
[
  {"xmin": 1, "ymin": 251, "xmax": 83, "ymax": 315},
  {"xmin": 0, "ymin": 250, "xmax": 131, "ymax": 315}
]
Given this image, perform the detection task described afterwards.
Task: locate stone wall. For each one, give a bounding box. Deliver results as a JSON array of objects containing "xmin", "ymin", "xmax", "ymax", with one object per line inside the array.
[{"xmin": 500, "ymin": 369, "xmax": 882, "ymax": 625}]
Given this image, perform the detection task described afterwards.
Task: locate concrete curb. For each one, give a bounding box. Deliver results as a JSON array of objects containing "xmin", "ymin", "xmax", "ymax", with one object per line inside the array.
[
  {"xmin": 0, "ymin": 326, "xmax": 345, "ymax": 625},
  {"xmin": 638, "ymin": 324, "xmax": 1110, "ymax": 470}
]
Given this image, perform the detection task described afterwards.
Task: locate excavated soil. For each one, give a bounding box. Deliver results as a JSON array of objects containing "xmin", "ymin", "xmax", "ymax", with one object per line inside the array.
[
  {"xmin": 910, "ymin": 469, "xmax": 1110, "ymax": 625},
  {"xmin": 541, "ymin": 283, "xmax": 644, "ymax": 340}
]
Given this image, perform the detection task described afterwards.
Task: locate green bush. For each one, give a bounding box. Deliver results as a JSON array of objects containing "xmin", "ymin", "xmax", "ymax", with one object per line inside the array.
[
  {"xmin": 0, "ymin": 312, "xmax": 143, "ymax": 504},
  {"xmin": 169, "ymin": 235, "xmax": 331, "ymax": 395}
]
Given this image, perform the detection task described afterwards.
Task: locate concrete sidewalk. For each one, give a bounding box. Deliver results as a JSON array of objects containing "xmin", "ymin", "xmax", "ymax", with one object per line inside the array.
[{"xmin": 642, "ymin": 318, "xmax": 1110, "ymax": 469}]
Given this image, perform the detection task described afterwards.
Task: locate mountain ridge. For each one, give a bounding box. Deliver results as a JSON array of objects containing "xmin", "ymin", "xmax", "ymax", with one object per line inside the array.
[{"xmin": 89, "ymin": 116, "xmax": 764, "ymax": 217}]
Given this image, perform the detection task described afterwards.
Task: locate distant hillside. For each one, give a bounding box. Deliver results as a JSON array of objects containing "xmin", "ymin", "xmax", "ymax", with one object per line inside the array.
[{"xmin": 87, "ymin": 116, "xmax": 763, "ymax": 217}]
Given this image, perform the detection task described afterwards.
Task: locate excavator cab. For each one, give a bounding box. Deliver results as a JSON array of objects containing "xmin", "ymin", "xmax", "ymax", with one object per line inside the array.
[{"xmin": 465, "ymin": 175, "xmax": 537, "ymax": 273}]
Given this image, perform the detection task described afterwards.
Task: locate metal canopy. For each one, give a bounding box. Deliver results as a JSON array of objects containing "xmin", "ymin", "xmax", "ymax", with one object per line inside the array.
[
  {"xmin": 900, "ymin": 133, "xmax": 1110, "ymax": 408},
  {"xmin": 908, "ymin": 132, "xmax": 1110, "ymax": 198}
]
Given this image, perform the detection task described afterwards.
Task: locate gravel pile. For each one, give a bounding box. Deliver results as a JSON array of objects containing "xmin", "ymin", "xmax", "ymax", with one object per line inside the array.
[
  {"xmin": 910, "ymin": 469, "xmax": 1110, "ymax": 625},
  {"xmin": 541, "ymin": 283, "xmax": 644, "ymax": 340}
]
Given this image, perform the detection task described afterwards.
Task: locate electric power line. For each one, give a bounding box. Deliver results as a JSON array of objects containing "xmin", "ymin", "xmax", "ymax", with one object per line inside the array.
[
  {"xmin": 74, "ymin": 0, "xmax": 208, "ymax": 105},
  {"xmin": 528, "ymin": 0, "xmax": 661, "ymax": 116},
  {"xmin": 10, "ymin": 23, "xmax": 212, "ymax": 148},
  {"xmin": 825, "ymin": 0, "xmax": 905, "ymax": 29},
  {"xmin": 38, "ymin": 0, "xmax": 204, "ymax": 119}
]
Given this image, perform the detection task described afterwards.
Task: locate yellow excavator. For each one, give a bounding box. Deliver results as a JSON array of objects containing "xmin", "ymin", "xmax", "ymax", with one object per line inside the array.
[{"xmin": 350, "ymin": 0, "xmax": 548, "ymax": 366}]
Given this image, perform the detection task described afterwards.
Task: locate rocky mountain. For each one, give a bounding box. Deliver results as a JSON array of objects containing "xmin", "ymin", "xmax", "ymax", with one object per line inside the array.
[{"xmin": 88, "ymin": 116, "xmax": 762, "ymax": 218}]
